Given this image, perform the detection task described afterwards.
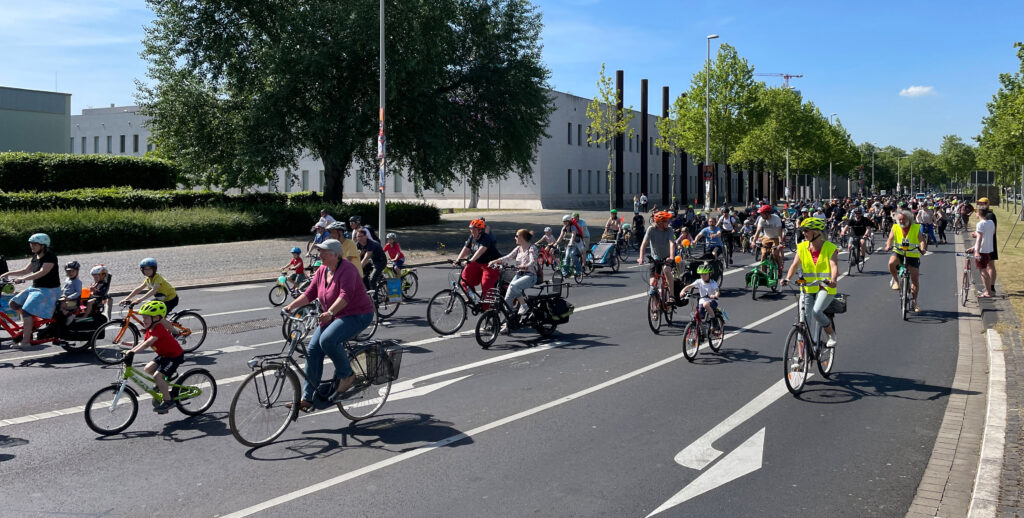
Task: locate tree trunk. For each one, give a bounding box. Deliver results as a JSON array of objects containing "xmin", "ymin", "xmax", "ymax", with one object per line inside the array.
[
  {"xmin": 725, "ymin": 163, "xmax": 733, "ymax": 204},
  {"xmin": 320, "ymin": 148, "xmax": 348, "ymax": 203}
]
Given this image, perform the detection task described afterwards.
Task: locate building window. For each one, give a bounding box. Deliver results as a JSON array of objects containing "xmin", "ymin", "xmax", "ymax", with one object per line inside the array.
[
  {"xmin": 147, "ymin": 142, "xmax": 153, "ymax": 152},
  {"xmin": 577, "ymin": 124, "xmax": 582, "ymax": 147},
  {"xmin": 394, "ymin": 173, "xmax": 402, "ymax": 193},
  {"xmin": 587, "ymin": 170, "xmax": 592, "ymax": 194},
  {"xmin": 586, "ymin": 128, "xmax": 591, "ymax": 147},
  {"xmin": 69, "ymin": 137, "xmax": 74, "ymax": 153},
  {"xmin": 81, "ymin": 137, "xmax": 86, "ymax": 154},
  {"xmin": 133, "ymin": 134, "xmax": 139, "ymax": 153},
  {"xmin": 578, "ymin": 169, "xmax": 582, "ymax": 194},
  {"xmin": 106, "ymin": 135, "xmax": 112, "ymax": 154},
  {"xmin": 93, "ymin": 136, "xmax": 99, "ymax": 153},
  {"xmin": 567, "ymin": 123, "xmax": 572, "ymax": 145},
  {"xmin": 567, "ymin": 169, "xmax": 572, "ymax": 194},
  {"xmin": 301, "ymin": 170, "xmax": 309, "ymax": 191},
  {"xmin": 319, "ymin": 170, "xmax": 325, "ymax": 192},
  {"xmin": 628, "ymin": 136, "xmax": 632, "ymax": 152},
  {"xmin": 119, "ymin": 135, "xmax": 126, "ymax": 153},
  {"xmin": 284, "ymin": 171, "xmax": 292, "ymax": 193},
  {"xmin": 356, "ymin": 175, "xmax": 363, "ymax": 192}
]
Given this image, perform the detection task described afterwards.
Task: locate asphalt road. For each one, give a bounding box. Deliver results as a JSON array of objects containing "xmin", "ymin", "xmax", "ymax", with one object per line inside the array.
[{"xmin": 0, "ymin": 238, "xmax": 962, "ymax": 518}]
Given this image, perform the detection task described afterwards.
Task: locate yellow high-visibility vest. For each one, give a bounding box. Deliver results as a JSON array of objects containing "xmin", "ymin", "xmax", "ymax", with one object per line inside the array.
[
  {"xmin": 797, "ymin": 240, "xmax": 838, "ymax": 295},
  {"xmin": 892, "ymin": 224, "xmax": 921, "ymax": 258}
]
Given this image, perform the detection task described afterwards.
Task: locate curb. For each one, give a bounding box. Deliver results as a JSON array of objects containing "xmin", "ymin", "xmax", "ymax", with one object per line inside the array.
[{"xmin": 969, "ymin": 329, "xmax": 1007, "ymax": 517}]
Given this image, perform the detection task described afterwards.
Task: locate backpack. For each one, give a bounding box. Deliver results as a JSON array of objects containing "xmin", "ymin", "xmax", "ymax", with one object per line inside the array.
[
  {"xmin": 547, "ymin": 298, "xmax": 574, "ymax": 324},
  {"xmin": 531, "ymin": 245, "xmax": 544, "ymax": 285}
]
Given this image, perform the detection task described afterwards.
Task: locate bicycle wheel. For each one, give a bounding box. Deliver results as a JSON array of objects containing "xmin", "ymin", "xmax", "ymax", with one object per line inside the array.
[
  {"xmin": 283, "ymin": 304, "xmax": 318, "ymax": 341},
  {"xmin": 847, "ymin": 248, "xmax": 856, "ymax": 276},
  {"xmin": 475, "ymin": 309, "xmax": 506, "ymax": 349},
  {"xmin": 682, "ymin": 322, "xmax": 699, "ymax": 361},
  {"xmin": 856, "ymin": 250, "xmax": 864, "ymax": 273},
  {"xmin": 751, "ymin": 278, "xmax": 759, "ymax": 300},
  {"xmin": 305, "ymin": 237, "xmax": 315, "ymax": 254},
  {"xmin": 961, "ymin": 270, "xmax": 969, "ymax": 307},
  {"xmin": 92, "ymin": 320, "xmax": 139, "ymax": 365},
  {"xmin": 401, "ymin": 272, "xmax": 419, "ymax": 300},
  {"xmin": 85, "ymin": 385, "xmax": 138, "ymax": 435},
  {"xmin": 866, "ymin": 235, "xmax": 875, "ymax": 255},
  {"xmin": 784, "ymin": 327, "xmax": 810, "ymax": 395},
  {"xmin": 337, "ymin": 351, "xmax": 392, "ymax": 421},
  {"xmin": 573, "ymin": 267, "xmax": 583, "ymax": 284},
  {"xmin": 374, "ymin": 283, "xmax": 401, "ymax": 319},
  {"xmin": 268, "ymin": 285, "xmax": 288, "ymax": 307},
  {"xmin": 610, "ymin": 253, "xmax": 620, "ymax": 273},
  {"xmin": 354, "ymin": 311, "xmax": 378, "ymax": 341},
  {"xmin": 172, "ymin": 368, "xmax": 217, "ymax": 416},
  {"xmin": 229, "ymin": 364, "xmax": 300, "ymax": 448},
  {"xmin": 901, "ymin": 276, "xmax": 910, "ymax": 321},
  {"xmin": 172, "ymin": 310, "xmax": 208, "ymax": 353},
  {"xmin": 583, "ymin": 253, "xmax": 595, "ymax": 276},
  {"xmin": 647, "ymin": 293, "xmax": 662, "ymax": 334},
  {"xmin": 708, "ymin": 315, "xmax": 726, "ymax": 352},
  {"xmin": 817, "ymin": 318, "xmax": 836, "ymax": 378},
  {"xmin": 427, "ymin": 289, "xmax": 467, "ymax": 335}
]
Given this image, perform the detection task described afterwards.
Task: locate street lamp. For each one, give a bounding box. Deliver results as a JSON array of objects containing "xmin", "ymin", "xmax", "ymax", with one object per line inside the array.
[
  {"xmin": 705, "ymin": 34, "xmax": 718, "ymax": 212},
  {"xmin": 828, "ymin": 113, "xmax": 836, "ymax": 199},
  {"xmin": 870, "ymin": 142, "xmax": 877, "ymax": 195}
]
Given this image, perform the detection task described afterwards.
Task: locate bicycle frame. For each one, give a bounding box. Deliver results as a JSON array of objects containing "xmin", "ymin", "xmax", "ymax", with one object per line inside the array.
[
  {"xmin": 111, "ymin": 305, "xmax": 193, "ymax": 343},
  {"xmin": 0, "ymin": 310, "xmax": 57, "ymax": 346},
  {"xmin": 110, "ymin": 363, "xmax": 198, "ymax": 407}
]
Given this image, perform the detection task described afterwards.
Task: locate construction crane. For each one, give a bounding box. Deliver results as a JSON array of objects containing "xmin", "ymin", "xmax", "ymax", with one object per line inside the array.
[{"xmin": 754, "ymin": 73, "xmax": 803, "ymax": 88}]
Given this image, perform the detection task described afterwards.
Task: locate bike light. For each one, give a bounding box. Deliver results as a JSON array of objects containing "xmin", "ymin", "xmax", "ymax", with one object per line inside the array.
[{"xmin": 247, "ymin": 358, "xmax": 258, "ymax": 370}]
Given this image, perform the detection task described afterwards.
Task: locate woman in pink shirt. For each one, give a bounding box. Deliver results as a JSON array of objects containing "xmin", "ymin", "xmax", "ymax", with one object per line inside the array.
[{"xmin": 284, "ymin": 239, "xmax": 375, "ymax": 412}]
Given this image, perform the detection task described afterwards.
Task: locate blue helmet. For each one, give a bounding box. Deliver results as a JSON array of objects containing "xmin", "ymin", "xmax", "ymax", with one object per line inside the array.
[
  {"xmin": 139, "ymin": 257, "xmax": 158, "ymax": 270},
  {"xmin": 290, "ymin": 246, "xmax": 302, "ymax": 254},
  {"xmin": 28, "ymin": 233, "xmax": 51, "ymax": 247}
]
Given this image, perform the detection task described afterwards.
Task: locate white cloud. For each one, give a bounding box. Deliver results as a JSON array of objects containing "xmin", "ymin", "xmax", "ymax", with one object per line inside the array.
[{"xmin": 899, "ymin": 85, "xmax": 936, "ymax": 97}]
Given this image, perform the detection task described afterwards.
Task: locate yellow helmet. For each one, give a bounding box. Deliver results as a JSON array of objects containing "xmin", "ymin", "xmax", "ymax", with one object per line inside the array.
[{"xmin": 799, "ymin": 217, "xmax": 825, "ymax": 232}]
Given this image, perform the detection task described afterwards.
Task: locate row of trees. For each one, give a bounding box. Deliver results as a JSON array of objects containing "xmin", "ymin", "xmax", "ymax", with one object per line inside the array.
[{"xmin": 976, "ymin": 42, "xmax": 1024, "ymax": 188}]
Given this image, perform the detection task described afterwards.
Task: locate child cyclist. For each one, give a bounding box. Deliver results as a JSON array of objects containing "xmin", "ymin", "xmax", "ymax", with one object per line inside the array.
[
  {"xmin": 680, "ymin": 264, "xmax": 720, "ymax": 319},
  {"xmin": 383, "ymin": 233, "xmax": 405, "ymax": 271},
  {"xmin": 121, "ymin": 258, "xmax": 177, "ymax": 333},
  {"xmin": 281, "ymin": 247, "xmax": 306, "ymax": 291},
  {"xmin": 125, "ymin": 301, "xmax": 184, "ymax": 414}
]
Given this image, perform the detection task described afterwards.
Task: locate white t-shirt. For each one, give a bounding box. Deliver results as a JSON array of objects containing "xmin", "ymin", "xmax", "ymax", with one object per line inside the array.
[
  {"xmin": 756, "ymin": 214, "xmax": 783, "ymax": 239},
  {"xmin": 719, "ymin": 216, "xmax": 734, "ymax": 232},
  {"xmin": 976, "ymin": 219, "xmax": 995, "ymax": 254},
  {"xmin": 695, "ymin": 278, "xmax": 719, "ymax": 302}
]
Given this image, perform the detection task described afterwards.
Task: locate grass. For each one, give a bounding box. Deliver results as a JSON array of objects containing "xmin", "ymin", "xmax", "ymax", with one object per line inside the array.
[{"xmin": 991, "ymin": 205, "xmax": 1024, "ymax": 325}]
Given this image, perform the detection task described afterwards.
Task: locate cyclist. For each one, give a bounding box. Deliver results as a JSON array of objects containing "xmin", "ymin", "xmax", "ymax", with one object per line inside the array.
[
  {"xmin": 281, "ymin": 247, "xmax": 306, "ymax": 291},
  {"xmin": 694, "ymin": 216, "xmax": 725, "ymax": 265},
  {"xmin": 555, "ymin": 214, "xmax": 584, "ymax": 275},
  {"xmin": 839, "ymin": 208, "xmax": 877, "ymax": 259},
  {"xmin": 632, "ymin": 212, "xmax": 646, "ymax": 246},
  {"xmin": 885, "ymin": 210, "xmax": 926, "ymax": 312},
  {"xmin": 355, "ymin": 228, "xmax": 388, "ymax": 290},
  {"xmin": 489, "ymin": 229, "xmax": 539, "ymax": 317},
  {"xmin": 535, "ymin": 226, "xmax": 557, "ymax": 248},
  {"xmin": 781, "ymin": 217, "xmax": 838, "ymax": 349},
  {"xmin": 383, "ymin": 233, "xmax": 405, "ymax": 270},
  {"xmin": 680, "ymin": 264, "xmax": 720, "ymax": 320},
  {"xmin": 572, "ymin": 212, "xmax": 591, "ymax": 251},
  {"xmin": 638, "ymin": 211, "xmax": 677, "ymax": 303},
  {"xmin": 718, "ymin": 208, "xmax": 735, "ymax": 264},
  {"xmin": 84, "ymin": 264, "xmax": 111, "ymax": 318},
  {"xmin": 325, "ymin": 221, "xmax": 360, "ymax": 264},
  {"xmin": 603, "ymin": 209, "xmax": 621, "ymax": 241},
  {"xmin": 455, "ymin": 219, "xmax": 503, "ymax": 306},
  {"xmin": 312, "ymin": 209, "xmax": 336, "ymax": 231},
  {"xmin": 122, "ymin": 258, "xmax": 177, "ymax": 333},
  {"xmin": 348, "ymin": 215, "xmax": 378, "ymax": 243},
  {"xmin": 125, "ymin": 301, "xmax": 183, "ymax": 414},
  {"xmin": 1, "ymin": 233, "xmax": 60, "ymax": 346},
  {"xmin": 752, "ymin": 205, "xmax": 784, "ymax": 271},
  {"xmin": 915, "ymin": 204, "xmax": 937, "ymax": 245},
  {"xmin": 283, "ymin": 239, "xmax": 375, "ymax": 413}
]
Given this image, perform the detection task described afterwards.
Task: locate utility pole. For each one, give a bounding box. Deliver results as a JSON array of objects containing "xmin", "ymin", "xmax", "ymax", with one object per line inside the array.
[{"xmin": 377, "ymin": 0, "xmax": 387, "ymax": 238}]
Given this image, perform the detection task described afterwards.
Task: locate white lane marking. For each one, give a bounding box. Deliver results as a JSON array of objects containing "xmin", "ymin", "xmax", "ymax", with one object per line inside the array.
[
  {"xmin": 206, "ymin": 307, "xmax": 274, "ymax": 317},
  {"xmin": 968, "ymin": 329, "xmax": 1007, "ymax": 518},
  {"xmin": 202, "ymin": 285, "xmax": 265, "ymax": 292},
  {"xmin": 220, "ymin": 298, "xmax": 793, "ymax": 518},
  {"xmin": 649, "ymin": 428, "xmax": 766, "ymax": 517},
  {"xmin": 387, "ymin": 375, "xmax": 473, "ymax": 402}
]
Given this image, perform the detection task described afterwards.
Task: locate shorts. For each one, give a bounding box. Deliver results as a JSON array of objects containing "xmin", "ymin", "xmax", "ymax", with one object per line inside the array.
[
  {"xmin": 158, "ymin": 296, "xmax": 179, "ymax": 314},
  {"xmin": 760, "ymin": 237, "xmax": 780, "ymax": 251},
  {"xmin": 153, "ymin": 354, "xmax": 184, "ymax": 377},
  {"xmin": 288, "ymin": 273, "xmax": 308, "ymax": 284},
  {"xmin": 894, "ymin": 254, "xmax": 921, "ymax": 269},
  {"xmin": 975, "ymin": 253, "xmax": 991, "ymax": 269}
]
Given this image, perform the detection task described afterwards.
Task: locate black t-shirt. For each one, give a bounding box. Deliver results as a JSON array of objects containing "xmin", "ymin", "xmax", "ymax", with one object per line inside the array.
[
  {"xmin": 845, "ymin": 217, "xmax": 877, "ymax": 237},
  {"xmin": 31, "ymin": 251, "xmax": 60, "ymax": 289},
  {"xmin": 358, "ymin": 239, "xmax": 387, "ymax": 267},
  {"xmin": 464, "ymin": 232, "xmax": 501, "ymax": 264}
]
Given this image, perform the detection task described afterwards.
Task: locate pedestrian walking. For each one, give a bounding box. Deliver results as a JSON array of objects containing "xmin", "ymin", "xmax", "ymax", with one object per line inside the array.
[{"xmin": 640, "ymin": 193, "xmax": 649, "ymax": 213}]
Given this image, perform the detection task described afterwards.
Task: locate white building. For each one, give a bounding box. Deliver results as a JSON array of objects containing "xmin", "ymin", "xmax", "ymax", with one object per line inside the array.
[{"xmin": 70, "ymin": 105, "xmax": 153, "ymax": 156}]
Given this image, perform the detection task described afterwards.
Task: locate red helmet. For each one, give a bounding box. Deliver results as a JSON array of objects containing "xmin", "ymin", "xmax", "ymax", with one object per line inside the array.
[
  {"xmin": 469, "ymin": 219, "xmax": 486, "ymax": 230},
  {"xmin": 653, "ymin": 211, "xmax": 672, "ymax": 223},
  {"xmin": 757, "ymin": 205, "xmax": 772, "ymax": 215}
]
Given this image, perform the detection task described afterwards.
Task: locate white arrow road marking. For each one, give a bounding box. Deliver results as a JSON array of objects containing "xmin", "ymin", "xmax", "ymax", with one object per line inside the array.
[
  {"xmin": 648, "ymin": 427, "xmax": 766, "ymax": 517},
  {"xmin": 202, "ymin": 285, "xmax": 265, "ymax": 292},
  {"xmin": 387, "ymin": 375, "xmax": 472, "ymax": 402}
]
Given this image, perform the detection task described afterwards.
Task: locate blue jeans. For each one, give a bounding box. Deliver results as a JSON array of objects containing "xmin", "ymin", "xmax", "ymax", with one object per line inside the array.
[
  {"xmin": 923, "ymin": 223, "xmax": 936, "ymax": 244},
  {"xmin": 504, "ymin": 272, "xmax": 537, "ymax": 309},
  {"xmin": 801, "ymin": 290, "xmax": 834, "ymax": 341},
  {"xmin": 301, "ymin": 312, "xmax": 374, "ymax": 401}
]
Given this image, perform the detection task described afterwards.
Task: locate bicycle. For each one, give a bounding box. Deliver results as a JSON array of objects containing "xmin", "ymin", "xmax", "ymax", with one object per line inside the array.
[
  {"xmin": 845, "ymin": 235, "xmax": 864, "ymax": 275},
  {"xmin": 956, "ymin": 249, "xmax": 975, "ymax": 307},
  {"xmin": 268, "ymin": 273, "xmax": 310, "ymax": 307},
  {"xmin": 474, "ymin": 273, "xmax": 571, "ymax": 348},
  {"xmin": 367, "ymin": 275, "xmax": 401, "ymax": 319},
  {"xmin": 426, "ymin": 260, "xmax": 510, "ymax": 336},
  {"xmin": 90, "ymin": 302, "xmax": 207, "ymax": 365},
  {"xmin": 782, "ymin": 278, "xmax": 843, "ymax": 395},
  {"xmin": 890, "ymin": 239, "xmax": 916, "ymax": 321},
  {"xmin": 746, "ymin": 241, "xmax": 780, "ymax": 300},
  {"xmin": 645, "ymin": 256, "xmax": 676, "ymax": 334},
  {"xmin": 0, "ymin": 280, "xmax": 95, "ymax": 353},
  {"xmin": 383, "ymin": 261, "xmax": 419, "ymax": 301},
  {"xmin": 557, "ymin": 244, "xmax": 585, "ymax": 284},
  {"xmin": 84, "ymin": 351, "xmax": 217, "ymax": 435},
  {"xmin": 681, "ymin": 289, "xmax": 726, "ymax": 361},
  {"xmin": 228, "ymin": 311, "xmax": 401, "ymax": 447},
  {"xmin": 283, "ymin": 298, "xmax": 378, "ymax": 348},
  {"xmin": 536, "ymin": 245, "xmax": 560, "ymax": 276}
]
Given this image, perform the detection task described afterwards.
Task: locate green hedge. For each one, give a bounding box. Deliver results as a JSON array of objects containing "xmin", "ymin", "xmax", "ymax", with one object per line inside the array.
[
  {"xmin": 0, "ymin": 201, "xmax": 440, "ymax": 255},
  {"xmin": 0, "ymin": 153, "xmax": 179, "ymax": 192}
]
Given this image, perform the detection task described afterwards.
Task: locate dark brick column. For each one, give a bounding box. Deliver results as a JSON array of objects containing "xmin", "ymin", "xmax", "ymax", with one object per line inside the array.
[
  {"xmin": 615, "ymin": 70, "xmax": 624, "ymax": 209},
  {"xmin": 640, "ymin": 79, "xmax": 648, "ymax": 198}
]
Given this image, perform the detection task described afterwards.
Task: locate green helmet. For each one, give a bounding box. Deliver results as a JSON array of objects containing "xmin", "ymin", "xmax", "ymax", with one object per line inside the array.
[
  {"xmin": 138, "ymin": 300, "xmax": 167, "ymax": 318},
  {"xmin": 572, "ymin": 212, "xmax": 580, "ymax": 218},
  {"xmin": 697, "ymin": 264, "xmax": 713, "ymax": 275},
  {"xmin": 610, "ymin": 209, "xmax": 618, "ymax": 215},
  {"xmin": 799, "ymin": 217, "xmax": 825, "ymax": 231}
]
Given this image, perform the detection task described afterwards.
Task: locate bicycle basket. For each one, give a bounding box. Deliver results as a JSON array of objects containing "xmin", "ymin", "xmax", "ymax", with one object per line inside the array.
[
  {"xmin": 826, "ymin": 294, "xmax": 848, "ymax": 314},
  {"xmin": 500, "ymin": 267, "xmax": 518, "ymax": 285},
  {"xmin": 373, "ymin": 340, "xmax": 403, "ymax": 385}
]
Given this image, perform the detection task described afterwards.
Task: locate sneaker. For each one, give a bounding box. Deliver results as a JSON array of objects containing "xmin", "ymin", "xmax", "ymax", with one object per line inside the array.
[
  {"xmin": 826, "ymin": 334, "xmax": 837, "ymax": 348},
  {"xmin": 518, "ymin": 304, "xmax": 529, "ymax": 316},
  {"xmin": 329, "ymin": 375, "xmax": 358, "ymax": 402},
  {"xmin": 153, "ymin": 401, "xmax": 175, "ymax": 414},
  {"xmin": 890, "ymin": 281, "xmax": 899, "ymax": 290},
  {"xmin": 913, "ymin": 304, "xmax": 920, "ymax": 312}
]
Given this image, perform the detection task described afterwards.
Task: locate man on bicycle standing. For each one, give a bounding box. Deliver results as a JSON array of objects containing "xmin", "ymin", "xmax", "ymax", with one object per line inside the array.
[
  {"xmin": 695, "ymin": 216, "xmax": 726, "ymax": 265},
  {"xmin": 885, "ymin": 210, "xmax": 926, "ymax": 312},
  {"xmin": 638, "ymin": 211, "xmax": 677, "ymax": 303},
  {"xmin": 751, "ymin": 205, "xmax": 784, "ymax": 272},
  {"xmin": 840, "ymin": 208, "xmax": 876, "ymax": 259},
  {"xmin": 455, "ymin": 219, "xmax": 502, "ymax": 305}
]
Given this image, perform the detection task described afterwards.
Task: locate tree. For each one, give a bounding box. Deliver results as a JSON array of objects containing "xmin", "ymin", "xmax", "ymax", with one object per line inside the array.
[
  {"xmin": 976, "ymin": 42, "xmax": 1024, "ymax": 189},
  {"xmin": 586, "ymin": 63, "xmax": 634, "ymax": 210},
  {"xmin": 138, "ymin": 0, "xmax": 554, "ymax": 201},
  {"xmin": 730, "ymin": 86, "xmax": 803, "ymax": 201},
  {"xmin": 938, "ymin": 134, "xmax": 977, "ymax": 190}
]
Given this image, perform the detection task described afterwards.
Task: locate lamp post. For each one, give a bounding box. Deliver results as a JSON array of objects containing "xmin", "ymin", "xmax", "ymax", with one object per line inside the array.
[
  {"xmin": 828, "ymin": 113, "xmax": 836, "ymax": 199},
  {"xmin": 704, "ymin": 34, "xmax": 718, "ymax": 212},
  {"xmin": 897, "ymin": 154, "xmax": 904, "ymax": 195},
  {"xmin": 377, "ymin": 0, "xmax": 387, "ymax": 238},
  {"xmin": 870, "ymin": 142, "xmax": 877, "ymax": 195}
]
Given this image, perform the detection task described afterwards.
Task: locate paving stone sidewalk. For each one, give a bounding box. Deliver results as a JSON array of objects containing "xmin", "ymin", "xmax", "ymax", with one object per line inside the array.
[{"xmin": 986, "ymin": 287, "xmax": 1024, "ymax": 517}]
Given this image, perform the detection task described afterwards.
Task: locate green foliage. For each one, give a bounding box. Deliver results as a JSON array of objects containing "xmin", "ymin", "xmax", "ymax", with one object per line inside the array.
[
  {"xmin": 975, "ymin": 42, "xmax": 1024, "ymax": 186},
  {"xmin": 586, "ymin": 63, "xmax": 635, "ymax": 209},
  {"xmin": 0, "ymin": 153, "xmax": 179, "ymax": 192},
  {"xmin": 938, "ymin": 135, "xmax": 977, "ymax": 188},
  {"xmin": 139, "ymin": 0, "xmax": 553, "ymax": 201}
]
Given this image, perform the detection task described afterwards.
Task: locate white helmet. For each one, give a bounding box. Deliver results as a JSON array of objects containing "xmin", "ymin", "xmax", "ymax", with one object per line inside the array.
[
  {"xmin": 544, "ymin": 226, "xmax": 552, "ymax": 233},
  {"xmin": 90, "ymin": 264, "xmax": 108, "ymax": 275},
  {"xmin": 562, "ymin": 215, "xmax": 572, "ymax": 223}
]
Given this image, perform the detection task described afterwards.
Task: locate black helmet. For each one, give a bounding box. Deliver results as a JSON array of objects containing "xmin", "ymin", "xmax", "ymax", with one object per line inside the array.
[
  {"xmin": 65, "ymin": 261, "xmax": 80, "ymax": 271},
  {"xmin": 349, "ymin": 215, "xmax": 361, "ymax": 223}
]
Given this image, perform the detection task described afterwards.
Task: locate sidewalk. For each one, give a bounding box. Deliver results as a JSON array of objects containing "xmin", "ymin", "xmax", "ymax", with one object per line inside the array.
[{"xmin": 23, "ymin": 208, "xmax": 607, "ymax": 293}]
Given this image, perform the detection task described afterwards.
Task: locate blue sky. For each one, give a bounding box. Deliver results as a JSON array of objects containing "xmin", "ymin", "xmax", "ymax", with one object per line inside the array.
[{"xmin": 2, "ymin": 0, "xmax": 1021, "ymax": 153}]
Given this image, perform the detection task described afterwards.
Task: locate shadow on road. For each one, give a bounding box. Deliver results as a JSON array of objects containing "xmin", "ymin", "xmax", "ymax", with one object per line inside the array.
[
  {"xmin": 0, "ymin": 434, "xmax": 29, "ymax": 463},
  {"xmin": 691, "ymin": 347, "xmax": 781, "ymax": 366},
  {"xmin": 94, "ymin": 412, "xmax": 231, "ymax": 442},
  {"xmin": 794, "ymin": 370, "xmax": 980, "ymax": 404}
]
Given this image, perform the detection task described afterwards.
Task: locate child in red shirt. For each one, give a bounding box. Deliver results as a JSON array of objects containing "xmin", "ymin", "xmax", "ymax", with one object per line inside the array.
[
  {"xmin": 127, "ymin": 300, "xmax": 184, "ymax": 414},
  {"xmin": 281, "ymin": 247, "xmax": 307, "ymax": 291},
  {"xmin": 383, "ymin": 233, "xmax": 405, "ymax": 270}
]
